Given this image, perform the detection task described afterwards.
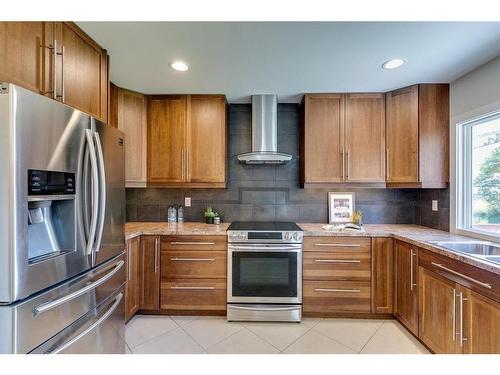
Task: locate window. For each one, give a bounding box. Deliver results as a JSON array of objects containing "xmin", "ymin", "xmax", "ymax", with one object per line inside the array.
[{"xmin": 456, "ymin": 111, "xmax": 500, "ymax": 238}]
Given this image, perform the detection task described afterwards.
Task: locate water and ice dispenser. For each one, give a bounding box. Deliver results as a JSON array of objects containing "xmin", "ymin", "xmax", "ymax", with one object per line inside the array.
[{"xmin": 27, "ymin": 170, "xmax": 76, "ymax": 263}]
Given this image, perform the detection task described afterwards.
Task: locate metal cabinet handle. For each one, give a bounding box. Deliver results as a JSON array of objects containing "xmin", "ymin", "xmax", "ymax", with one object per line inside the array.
[
  {"xmin": 185, "ymin": 149, "xmax": 189, "ymax": 181},
  {"xmin": 459, "ymin": 292, "xmax": 468, "ymax": 347},
  {"xmin": 346, "ymin": 149, "xmax": 350, "ymax": 180},
  {"xmin": 56, "ymin": 45, "xmax": 65, "ymax": 101},
  {"xmin": 314, "ymin": 243, "xmax": 361, "ymax": 247},
  {"xmin": 170, "ymin": 257, "xmax": 215, "ymax": 262},
  {"xmin": 53, "ymin": 39, "xmax": 58, "ymax": 99},
  {"xmin": 341, "ymin": 149, "xmax": 345, "ymax": 180},
  {"xmin": 170, "ymin": 242, "xmax": 216, "ymax": 245},
  {"xmin": 410, "ymin": 249, "xmax": 417, "ymax": 291},
  {"xmin": 386, "ymin": 148, "xmax": 390, "ymax": 180},
  {"xmin": 452, "ymin": 288, "xmax": 457, "ymax": 341},
  {"xmin": 314, "ymin": 259, "xmax": 360, "ymax": 263},
  {"xmin": 34, "ymin": 260, "xmax": 124, "ymax": 315},
  {"xmin": 169, "ymin": 286, "xmax": 215, "ymax": 290},
  {"xmin": 154, "ymin": 237, "xmax": 159, "ymax": 273},
  {"xmin": 314, "ymin": 288, "xmax": 361, "ymax": 293},
  {"xmin": 431, "ymin": 262, "xmax": 492, "ymax": 289},
  {"xmin": 48, "ymin": 293, "xmax": 123, "ymax": 354},
  {"xmin": 127, "ymin": 242, "xmax": 132, "ymax": 282},
  {"xmin": 40, "ymin": 41, "xmax": 55, "ymax": 96}
]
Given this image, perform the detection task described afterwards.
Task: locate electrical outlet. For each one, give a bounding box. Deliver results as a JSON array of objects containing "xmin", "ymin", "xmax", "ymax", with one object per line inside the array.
[
  {"xmin": 184, "ymin": 197, "xmax": 191, "ymax": 207},
  {"xmin": 432, "ymin": 200, "xmax": 438, "ymax": 211}
]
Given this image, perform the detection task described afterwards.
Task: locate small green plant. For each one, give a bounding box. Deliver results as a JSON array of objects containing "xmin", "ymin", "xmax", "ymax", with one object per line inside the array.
[
  {"xmin": 204, "ymin": 207, "xmax": 216, "ymax": 218},
  {"xmin": 352, "ymin": 210, "xmax": 363, "ymax": 225}
]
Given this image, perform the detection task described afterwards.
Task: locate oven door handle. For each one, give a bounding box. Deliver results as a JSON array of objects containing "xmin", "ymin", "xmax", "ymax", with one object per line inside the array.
[
  {"xmin": 228, "ymin": 245, "xmax": 302, "ymax": 252},
  {"xmin": 229, "ymin": 305, "xmax": 300, "ymax": 311}
]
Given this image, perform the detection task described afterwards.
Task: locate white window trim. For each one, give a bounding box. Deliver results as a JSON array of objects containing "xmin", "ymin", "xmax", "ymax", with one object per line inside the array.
[{"xmin": 450, "ymin": 100, "xmax": 500, "ymax": 242}]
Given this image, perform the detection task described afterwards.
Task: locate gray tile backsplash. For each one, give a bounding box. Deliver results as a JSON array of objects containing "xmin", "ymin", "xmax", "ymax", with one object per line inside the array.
[{"xmin": 126, "ymin": 103, "xmax": 450, "ymax": 231}]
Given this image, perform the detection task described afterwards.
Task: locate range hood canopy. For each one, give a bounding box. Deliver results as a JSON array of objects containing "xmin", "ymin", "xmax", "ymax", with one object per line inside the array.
[{"xmin": 237, "ymin": 94, "xmax": 292, "ymax": 164}]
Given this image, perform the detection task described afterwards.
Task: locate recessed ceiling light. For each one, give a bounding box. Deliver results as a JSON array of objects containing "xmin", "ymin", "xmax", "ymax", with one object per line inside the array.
[
  {"xmin": 170, "ymin": 61, "xmax": 189, "ymax": 72},
  {"xmin": 382, "ymin": 58, "xmax": 406, "ymax": 70}
]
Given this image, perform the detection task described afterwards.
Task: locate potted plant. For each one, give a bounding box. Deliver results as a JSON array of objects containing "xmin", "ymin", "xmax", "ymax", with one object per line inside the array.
[
  {"xmin": 352, "ymin": 210, "xmax": 363, "ymax": 226},
  {"xmin": 204, "ymin": 207, "xmax": 216, "ymax": 224}
]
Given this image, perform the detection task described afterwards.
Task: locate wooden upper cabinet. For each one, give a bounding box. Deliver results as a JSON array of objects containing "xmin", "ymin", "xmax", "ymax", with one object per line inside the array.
[
  {"xmin": 147, "ymin": 94, "xmax": 227, "ymax": 188},
  {"xmin": 148, "ymin": 95, "xmax": 187, "ymax": 184},
  {"xmin": 117, "ymin": 87, "xmax": 147, "ymax": 187},
  {"xmin": 301, "ymin": 94, "xmax": 344, "ymax": 185},
  {"xmin": 0, "ymin": 22, "xmax": 48, "ymax": 94},
  {"xmin": 57, "ymin": 22, "xmax": 107, "ymax": 120},
  {"xmin": 386, "ymin": 84, "xmax": 449, "ymax": 188},
  {"xmin": 394, "ymin": 240, "xmax": 419, "ymax": 336},
  {"xmin": 188, "ymin": 95, "xmax": 227, "ymax": 184},
  {"xmin": 344, "ymin": 93, "xmax": 386, "ymax": 182}
]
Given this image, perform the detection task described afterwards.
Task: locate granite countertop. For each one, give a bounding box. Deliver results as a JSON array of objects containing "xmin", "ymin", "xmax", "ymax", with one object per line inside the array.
[{"xmin": 125, "ymin": 222, "xmax": 500, "ymax": 275}]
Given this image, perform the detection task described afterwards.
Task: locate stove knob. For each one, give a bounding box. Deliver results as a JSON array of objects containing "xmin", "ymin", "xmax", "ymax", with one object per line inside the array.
[
  {"xmin": 293, "ymin": 232, "xmax": 301, "ymax": 241},
  {"xmin": 238, "ymin": 232, "xmax": 246, "ymax": 240},
  {"xmin": 284, "ymin": 232, "xmax": 292, "ymax": 241}
]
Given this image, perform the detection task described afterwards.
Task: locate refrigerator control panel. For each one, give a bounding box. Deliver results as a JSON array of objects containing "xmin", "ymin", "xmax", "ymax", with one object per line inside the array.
[{"xmin": 28, "ymin": 169, "xmax": 76, "ymax": 195}]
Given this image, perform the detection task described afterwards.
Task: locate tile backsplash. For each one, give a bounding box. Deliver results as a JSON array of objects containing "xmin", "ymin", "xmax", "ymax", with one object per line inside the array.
[{"xmin": 126, "ymin": 103, "xmax": 450, "ymax": 230}]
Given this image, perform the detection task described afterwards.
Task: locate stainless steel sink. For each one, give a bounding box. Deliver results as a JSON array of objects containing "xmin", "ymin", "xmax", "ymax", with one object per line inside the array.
[{"xmin": 428, "ymin": 240, "xmax": 500, "ymax": 265}]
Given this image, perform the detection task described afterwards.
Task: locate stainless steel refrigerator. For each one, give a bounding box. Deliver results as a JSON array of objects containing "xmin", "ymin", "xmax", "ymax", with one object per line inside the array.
[{"xmin": 0, "ymin": 83, "xmax": 126, "ymax": 354}]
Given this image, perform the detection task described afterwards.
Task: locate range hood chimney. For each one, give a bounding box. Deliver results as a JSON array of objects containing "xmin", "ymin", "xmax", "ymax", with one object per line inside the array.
[{"xmin": 237, "ymin": 94, "xmax": 292, "ymax": 164}]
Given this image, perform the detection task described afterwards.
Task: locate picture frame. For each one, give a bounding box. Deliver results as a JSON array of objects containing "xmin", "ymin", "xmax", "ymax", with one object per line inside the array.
[{"xmin": 328, "ymin": 192, "xmax": 355, "ymax": 224}]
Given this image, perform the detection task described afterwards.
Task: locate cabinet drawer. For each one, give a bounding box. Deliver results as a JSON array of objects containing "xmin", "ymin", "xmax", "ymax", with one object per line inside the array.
[
  {"xmin": 162, "ymin": 250, "xmax": 226, "ymax": 279},
  {"xmin": 303, "ymin": 280, "xmax": 371, "ymax": 313},
  {"xmin": 303, "ymin": 251, "xmax": 371, "ymax": 281},
  {"xmin": 160, "ymin": 279, "xmax": 226, "ymax": 311},
  {"xmin": 162, "ymin": 235, "xmax": 227, "ymax": 251},
  {"xmin": 419, "ymin": 249, "xmax": 500, "ymax": 303},
  {"xmin": 304, "ymin": 237, "xmax": 371, "ymax": 252}
]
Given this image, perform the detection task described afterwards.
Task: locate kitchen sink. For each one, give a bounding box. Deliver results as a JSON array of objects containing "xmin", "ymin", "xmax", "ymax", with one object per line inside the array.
[{"xmin": 428, "ymin": 240, "xmax": 500, "ymax": 265}]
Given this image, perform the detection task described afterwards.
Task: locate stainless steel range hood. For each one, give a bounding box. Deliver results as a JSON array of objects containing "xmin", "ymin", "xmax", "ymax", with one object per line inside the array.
[{"xmin": 237, "ymin": 94, "xmax": 292, "ymax": 164}]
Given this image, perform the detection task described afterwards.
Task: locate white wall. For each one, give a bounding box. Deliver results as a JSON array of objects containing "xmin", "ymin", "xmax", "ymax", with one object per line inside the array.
[{"xmin": 450, "ymin": 55, "xmax": 500, "ymax": 239}]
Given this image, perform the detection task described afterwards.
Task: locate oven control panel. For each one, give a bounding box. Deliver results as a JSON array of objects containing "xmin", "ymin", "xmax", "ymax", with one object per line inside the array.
[{"xmin": 228, "ymin": 231, "xmax": 303, "ymax": 243}]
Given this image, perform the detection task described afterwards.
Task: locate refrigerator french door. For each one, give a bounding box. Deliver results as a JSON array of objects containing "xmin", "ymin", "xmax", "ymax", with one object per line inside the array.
[{"xmin": 0, "ymin": 83, "xmax": 125, "ymax": 305}]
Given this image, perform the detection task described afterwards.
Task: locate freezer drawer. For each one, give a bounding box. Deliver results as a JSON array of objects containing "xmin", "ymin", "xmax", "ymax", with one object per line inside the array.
[
  {"xmin": 0, "ymin": 253, "xmax": 125, "ymax": 354},
  {"xmin": 30, "ymin": 288, "xmax": 125, "ymax": 354}
]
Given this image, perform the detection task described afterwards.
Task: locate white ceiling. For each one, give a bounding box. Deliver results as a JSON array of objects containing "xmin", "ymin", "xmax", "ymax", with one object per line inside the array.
[{"xmin": 78, "ymin": 22, "xmax": 500, "ymax": 103}]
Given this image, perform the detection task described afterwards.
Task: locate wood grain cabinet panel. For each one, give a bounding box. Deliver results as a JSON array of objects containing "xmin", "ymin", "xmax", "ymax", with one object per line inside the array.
[
  {"xmin": 117, "ymin": 87, "xmax": 147, "ymax": 187},
  {"xmin": 125, "ymin": 237, "xmax": 141, "ymax": 321},
  {"xmin": 160, "ymin": 279, "xmax": 226, "ymax": 312},
  {"xmin": 386, "ymin": 84, "xmax": 449, "ymax": 188},
  {"xmin": 139, "ymin": 235, "xmax": 160, "ymax": 310},
  {"xmin": 371, "ymin": 238, "xmax": 394, "ymax": 314},
  {"xmin": 303, "ymin": 280, "xmax": 371, "ymax": 313},
  {"xmin": 162, "ymin": 250, "xmax": 226, "ymax": 279},
  {"xmin": 304, "ymin": 236, "xmax": 371, "ymax": 252},
  {"xmin": 162, "ymin": 235, "xmax": 227, "ymax": 251},
  {"xmin": 303, "ymin": 250, "xmax": 371, "ymax": 281},
  {"xmin": 189, "ymin": 95, "xmax": 227, "ymax": 183},
  {"xmin": 344, "ymin": 93, "xmax": 386, "ymax": 182},
  {"xmin": 394, "ymin": 240, "xmax": 419, "ymax": 335},
  {"xmin": 301, "ymin": 94, "xmax": 344, "ymax": 184}
]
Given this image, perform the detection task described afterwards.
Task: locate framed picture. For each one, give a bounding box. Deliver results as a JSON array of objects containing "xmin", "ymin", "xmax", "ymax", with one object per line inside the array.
[{"xmin": 328, "ymin": 192, "xmax": 355, "ymax": 224}]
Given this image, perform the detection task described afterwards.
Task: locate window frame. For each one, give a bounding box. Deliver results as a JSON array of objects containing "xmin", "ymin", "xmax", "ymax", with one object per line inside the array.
[{"xmin": 454, "ymin": 110, "xmax": 500, "ymax": 241}]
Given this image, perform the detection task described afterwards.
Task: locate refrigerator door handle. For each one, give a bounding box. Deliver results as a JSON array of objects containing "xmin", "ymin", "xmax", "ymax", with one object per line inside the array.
[
  {"xmin": 93, "ymin": 129, "xmax": 106, "ymax": 254},
  {"xmin": 85, "ymin": 129, "xmax": 99, "ymax": 256},
  {"xmin": 82, "ymin": 146, "xmax": 91, "ymax": 240},
  {"xmin": 47, "ymin": 292, "xmax": 123, "ymax": 354},
  {"xmin": 33, "ymin": 260, "xmax": 124, "ymax": 316}
]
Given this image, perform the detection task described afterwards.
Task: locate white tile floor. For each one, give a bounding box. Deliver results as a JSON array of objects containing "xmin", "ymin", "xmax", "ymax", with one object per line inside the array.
[{"xmin": 124, "ymin": 315, "xmax": 429, "ymax": 354}]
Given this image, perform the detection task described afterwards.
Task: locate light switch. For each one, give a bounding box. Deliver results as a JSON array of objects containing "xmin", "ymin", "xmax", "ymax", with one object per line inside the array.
[
  {"xmin": 185, "ymin": 197, "xmax": 191, "ymax": 207},
  {"xmin": 432, "ymin": 200, "xmax": 438, "ymax": 211}
]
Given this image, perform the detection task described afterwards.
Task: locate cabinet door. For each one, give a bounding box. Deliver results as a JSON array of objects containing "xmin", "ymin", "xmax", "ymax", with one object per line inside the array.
[
  {"xmin": 125, "ymin": 237, "xmax": 140, "ymax": 321},
  {"xmin": 302, "ymin": 94, "xmax": 344, "ymax": 183},
  {"xmin": 188, "ymin": 95, "xmax": 227, "ymax": 184},
  {"xmin": 118, "ymin": 88, "xmax": 147, "ymax": 186},
  {"xmin": 57, "ymin": 22, "xmax": 103, "ymax": 118},
  {"xmin": 147, "ymin": 96, "xmax": 187, "ymax": 183},
  {"xmin": 386, "ymin": 85, "xmax": 419, "ymax": 183},
  {"xmin": 464, "ymin": 289, "xmax": 500, "ymax": 354},
  {"xmin": 419, "ymin": 267, "xmax": 461, "ymax": 353},
  {"xmin": 344, "ymin": 93, "xmax": 386, "ymax": 182},
  {"xmin": 371, "ymin": 238, "xmax": 394, "ymax": 314},
  {"xmin": 0, "ymin": 22, "xmax": 45, "ymax": 93},
  {"xmin": 394, "ymin": 241, "xmax": 419, "ymax": 335},
  {"xmin": 139, "ymin": 236, "xmax": 160, "ymax": 310}
]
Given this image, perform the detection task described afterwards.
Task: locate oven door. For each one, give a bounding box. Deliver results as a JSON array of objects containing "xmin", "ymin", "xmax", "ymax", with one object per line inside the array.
[{"xmin": 228, "ymin": 243, "xmax": 302, "ymax": 304}]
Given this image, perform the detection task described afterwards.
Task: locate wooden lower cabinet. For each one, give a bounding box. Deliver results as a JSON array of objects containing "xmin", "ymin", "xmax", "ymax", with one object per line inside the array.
[
  {"xmin": 464, "ymin": 290, "xmax": 500, "ymax": 353},
  {"xmin": 162, "ymin": 250, "xmax": 226, "ymax": 279},
  {"xmin": 139, "ymin": 235, "xmax": 160, "ymax": 310},
  {"xmin": 371, "ymin": 238, "xmax": 394, "ymax": 314},
  {"xmin": 303, "ymin": 280, "xmax": 371, "ymax": 313},
  {"xmin": 394, "ymin": 240, "xmax": 419, "ymax": 335},
  {"xmin": 125, "ymin": 237, "xmax": 140, "ymax": 321},
  {"xmin": 160, "ymin": 279, "xmax": 226, "ymax": 311},
  {"xmin": 419, "ymin": 267, "xmax": 461, "ymax": 353}
]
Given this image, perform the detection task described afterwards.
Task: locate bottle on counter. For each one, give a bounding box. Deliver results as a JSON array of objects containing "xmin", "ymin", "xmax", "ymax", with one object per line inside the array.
[
  {"xmin": 168, "ymin": 206, "xmax": 177, "ymax": 223},
  {"xmin": 177, "ymin": 206, "xmax": 184, "ymax": 223}
]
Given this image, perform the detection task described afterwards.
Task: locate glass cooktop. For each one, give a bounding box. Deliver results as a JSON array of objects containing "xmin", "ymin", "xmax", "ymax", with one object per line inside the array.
[{"xmin": 228, "ymin": 222, "xmax": 302, "ymax": 232}]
